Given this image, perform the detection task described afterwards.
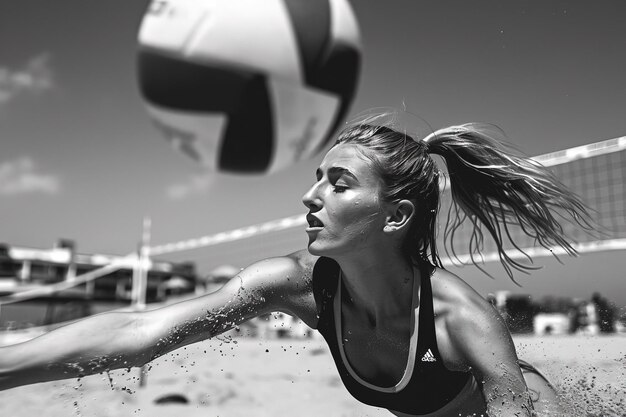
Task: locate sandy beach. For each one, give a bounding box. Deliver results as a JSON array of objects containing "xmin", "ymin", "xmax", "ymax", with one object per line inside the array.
[{"xmin": 0, "ymin": 334, "xmax": 624, "ymax": 417}]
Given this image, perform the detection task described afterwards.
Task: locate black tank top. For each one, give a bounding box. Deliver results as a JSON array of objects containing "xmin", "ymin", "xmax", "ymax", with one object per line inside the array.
[{"xmin": 312, "ymin": 257, "xmax": 470, "ymax": 415}]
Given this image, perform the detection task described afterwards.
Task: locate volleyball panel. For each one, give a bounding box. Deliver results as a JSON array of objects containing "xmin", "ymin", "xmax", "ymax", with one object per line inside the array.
[
  {"xmin": 281, "ymin": 0, "xmax": 331, "ymax": 84},
  {"xmin": 266, "ymin": 78, "xmax": 340, "ymax": 172},
  {"xmin": 138, "ymin": 0, "xmax": 210, "ymax": 54},
  {"xmin": 309, "ymin": 0, "xmax": 361, "ymax": 153},
  {"xmin": 144, "ymin": 104, "xmax": 226, "ymax": 170},
  {"xmin": 328, "ymin": 0, "xmax": 361, "ymax": 47},
  {"xmin": 138, "ymin": 50, "xmax": 275, "ymax": 173},
  {"xmin": 187, "ymin": 0, "xmax": 303, "ymax": 83},
  {"xmin": 139, "ymin": 0, "xmax": 303, "ymax": 82},
  {"xmin": 281, "ymin": 0, "xmax": 360, "ymax": 104},
  {"xmin": 308, "ymin": 40, "xmax": 361, "ymax": 155},
  {"xmin": 138, "ymin": 50, "xmax": 260, "ymax": 113}
]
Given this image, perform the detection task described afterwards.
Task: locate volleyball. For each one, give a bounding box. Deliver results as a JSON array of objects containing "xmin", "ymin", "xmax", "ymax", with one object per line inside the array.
[{"xmin": 137, "ymin": 0, "xmax": 361, "ymax": 174}]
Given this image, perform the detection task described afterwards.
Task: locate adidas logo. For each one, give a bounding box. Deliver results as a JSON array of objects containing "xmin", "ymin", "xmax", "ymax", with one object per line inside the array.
[{"xmin": 421, "ymin": 349, "xmax": 436, "ymax": 362}]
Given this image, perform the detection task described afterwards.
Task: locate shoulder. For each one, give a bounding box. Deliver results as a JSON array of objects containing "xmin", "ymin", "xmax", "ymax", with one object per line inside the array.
[
  {"xmin": 429, "ymin": 269, "xmax": 529, "ymax": 407},
  {"xmin": 235, "ymin": 249, "xmax": 321, "ymax": 326},
  {"xmin": 430, "ymin": 268, "xmax": 512, "ymax": 369},
  {"xmin": 236, "ymin": 249, "xmax": 316, "ymax": 296},
  {"xmin": 430, "ymin": 268, "xmax": 494, "ymax": 323}
]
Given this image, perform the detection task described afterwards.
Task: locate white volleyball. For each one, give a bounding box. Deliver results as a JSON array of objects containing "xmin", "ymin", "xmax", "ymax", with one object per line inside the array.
[{"xmin": 137, "ymin": 0, "xmax": 361, "ymax": 174}]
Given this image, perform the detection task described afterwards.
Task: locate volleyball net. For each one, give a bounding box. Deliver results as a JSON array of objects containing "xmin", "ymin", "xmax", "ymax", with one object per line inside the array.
[
  {"xmin": 1, "ymin": 136, "xmax": 624, "ymax": 307},
  {"xmin": 436, "ymin": 136, "xmax": 626, "ymax": 265}
]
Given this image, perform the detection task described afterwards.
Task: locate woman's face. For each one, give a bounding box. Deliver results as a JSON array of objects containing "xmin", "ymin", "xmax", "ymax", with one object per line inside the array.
[{"xmin": 302, "ymin": 144, "xmax": 390, "ymax": 258}]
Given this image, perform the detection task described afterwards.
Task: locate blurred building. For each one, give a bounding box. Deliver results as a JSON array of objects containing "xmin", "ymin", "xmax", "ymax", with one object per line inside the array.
[
  {"xmin": 491, "ymin": 291, "xmax": 536, "ymax": 334},
  {"xmin": 591, "ymin": 292, "xmax": 616, "ymax": 333},
  {"xmin": 573, "ymin": 301, "xmax": 600, "ymax": 335},
  {"xmin": 0, "ymin": 239, "xmax": 198, "ymax": 330},
  {"xmin": 490, "ymin": 290, "xmax": 622, "ymax": 336},
  {"xmin": 533, "ymin": 313, "xmax": 570, "ymax": 335}
]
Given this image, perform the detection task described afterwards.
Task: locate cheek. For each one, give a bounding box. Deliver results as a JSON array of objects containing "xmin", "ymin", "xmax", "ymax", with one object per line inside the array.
[{"xmin": 336, "ymin": 199, "xmax": 383, "ymax": 233}]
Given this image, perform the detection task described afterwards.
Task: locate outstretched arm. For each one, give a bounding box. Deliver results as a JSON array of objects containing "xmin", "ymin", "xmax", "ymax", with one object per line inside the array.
[
  {"xmin": 0, "ymin": 253, "xmax": 314, "ymax": 391},
  {"xmin": 447, "ymin": 298, "xmax": 534, "ymax": 417}
]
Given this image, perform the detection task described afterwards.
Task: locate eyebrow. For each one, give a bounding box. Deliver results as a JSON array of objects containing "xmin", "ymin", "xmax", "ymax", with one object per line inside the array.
[{"xmin": 316, "ymin": 166, "xmax": 359, "ymax": 183}]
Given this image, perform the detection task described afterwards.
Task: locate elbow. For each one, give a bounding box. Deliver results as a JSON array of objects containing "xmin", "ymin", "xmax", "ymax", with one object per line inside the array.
[
  {"xmin": 118, "ymin": 311, "xmax": 159, "ymax": 368},
  {"xmin": 81, "ymin": 311, "xmax": 155, "ymax": 370}
]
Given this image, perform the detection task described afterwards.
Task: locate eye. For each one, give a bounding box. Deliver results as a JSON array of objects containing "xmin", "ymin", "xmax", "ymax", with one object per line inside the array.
[{"xmin": 333, "ymin": 185, "xmax": 347, "ymax": 193}]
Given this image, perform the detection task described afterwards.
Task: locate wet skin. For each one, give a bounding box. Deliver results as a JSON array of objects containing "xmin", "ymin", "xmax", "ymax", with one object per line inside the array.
[
  {"xmin": 0, "ymin": 143, "xmax": 559, "ymax": 415},
  {"xmin": 302, "ymin": 144, "xmax": 393, "ymax": 260}
]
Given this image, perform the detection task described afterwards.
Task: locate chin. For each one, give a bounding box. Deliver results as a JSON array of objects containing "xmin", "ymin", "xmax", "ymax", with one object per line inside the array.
[
  {"xmin": 306, "ymin": 238, "xmax": 330, "ymax": 256},
  {"xmin": 306, "ymin": 243, "xmax": 324, "ymax": 256},
  {"xmin": 306, "ymin": 241, "xmax": 346, "ymax": 258}
]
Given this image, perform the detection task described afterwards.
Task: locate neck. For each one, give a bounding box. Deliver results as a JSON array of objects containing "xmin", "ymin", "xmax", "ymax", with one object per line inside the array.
[{"xmin": 333, "ymin": 249, "xmax": 419, "ymax": 321}]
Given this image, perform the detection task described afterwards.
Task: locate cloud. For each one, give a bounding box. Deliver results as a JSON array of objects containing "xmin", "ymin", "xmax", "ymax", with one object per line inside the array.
[
  {"xmin": 0, "ymin": 53, "xmax": 54, "ymax": 105},
  {"xmin": 0, "ymin": 157, "xmax": 60, "ymax": 195},
  {"xmin": 166, "ymin": 174, "xmax": 216, "ymax": 200}
]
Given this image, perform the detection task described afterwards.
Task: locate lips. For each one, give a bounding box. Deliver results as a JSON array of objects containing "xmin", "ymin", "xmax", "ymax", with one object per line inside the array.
[{"xmin": 306, "ymin": 214, "xmax": 324, "ymax": 228}]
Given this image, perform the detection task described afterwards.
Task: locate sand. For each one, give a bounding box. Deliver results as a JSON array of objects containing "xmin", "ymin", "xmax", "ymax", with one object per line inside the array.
[{"xmin": 0, "ymin": 334, "xmax": 624, "ymax": 417}]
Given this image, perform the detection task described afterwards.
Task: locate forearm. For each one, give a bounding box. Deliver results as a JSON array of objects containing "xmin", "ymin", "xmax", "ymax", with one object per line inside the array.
[
  {"xmin": 486, "ymin": 398, "xmax": 534, "ymax": 417},
  {"xmin": 0, "ymin": 256, "xmax": 298, "ymax": 391},
  {"xmin": 0, "ymin": 311, "xmax": 150, "ymax": 391},
  {"xmin": 482, "ymin": 379, "xmax": 534, "ymax": 417}
]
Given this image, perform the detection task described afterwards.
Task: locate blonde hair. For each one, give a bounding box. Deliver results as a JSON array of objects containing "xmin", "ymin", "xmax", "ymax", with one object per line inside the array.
[{"xmin": 335, "ymin": 111, "xmax": 594, "ymax": 281}]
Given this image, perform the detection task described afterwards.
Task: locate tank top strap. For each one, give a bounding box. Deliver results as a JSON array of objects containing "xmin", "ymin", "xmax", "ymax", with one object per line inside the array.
[
  {"xmin": 312, "ymin": 256, "xmax": 340, "ymax": 328},
  {"xmin": 416, "ymin": 261, "xmax": 441, "ymax": 359}
]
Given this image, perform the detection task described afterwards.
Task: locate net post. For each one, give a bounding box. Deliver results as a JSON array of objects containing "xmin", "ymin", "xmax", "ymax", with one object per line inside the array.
[{"xmin": 131, "ymin": 216, "xmax": 152, "ymax": 387}]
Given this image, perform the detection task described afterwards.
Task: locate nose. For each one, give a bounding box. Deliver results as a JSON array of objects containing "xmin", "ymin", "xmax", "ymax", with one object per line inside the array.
[{"xmin": 302, "ymin": 182, "xmax": 322, "ymax": 211}]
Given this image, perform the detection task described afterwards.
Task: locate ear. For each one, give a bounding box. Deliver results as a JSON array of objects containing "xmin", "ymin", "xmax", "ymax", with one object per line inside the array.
[{"xmin": 383, "ymin": 199, "xmax": 414, "ymax": 233}]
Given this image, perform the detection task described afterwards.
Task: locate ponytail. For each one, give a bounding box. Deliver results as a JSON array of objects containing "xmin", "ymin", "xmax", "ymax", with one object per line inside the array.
[{"xmin": 425, "ymin": 123, "xmax": 594, "ymax": 280}]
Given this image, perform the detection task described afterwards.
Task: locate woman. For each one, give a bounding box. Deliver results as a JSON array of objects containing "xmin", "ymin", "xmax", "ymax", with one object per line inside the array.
[{"xmin": 0, "ymin": 113, "xmax": 591, "ymax": 416}]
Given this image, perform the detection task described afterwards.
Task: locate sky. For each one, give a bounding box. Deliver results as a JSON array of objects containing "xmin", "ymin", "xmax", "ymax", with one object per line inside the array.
[{"xmin": 1, "ymin": 0, "xmax": 625, "ymax": 306}]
